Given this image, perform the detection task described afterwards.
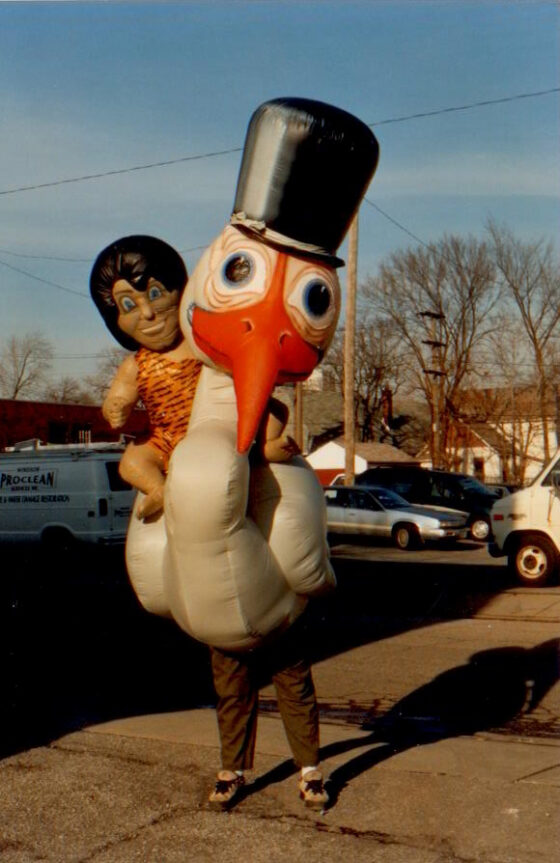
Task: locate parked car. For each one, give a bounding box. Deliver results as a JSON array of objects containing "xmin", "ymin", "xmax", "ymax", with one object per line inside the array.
[
  {"xmin": 486, "ymin": 482, "xmax": 519, "ymax": 498},
  {"xmin": 324, "ymin": 484, "xmax": 468, "ymax": 549},
  {"xmin": 355, "ymin": 466, "xmax": 500, "ymax": 542}
]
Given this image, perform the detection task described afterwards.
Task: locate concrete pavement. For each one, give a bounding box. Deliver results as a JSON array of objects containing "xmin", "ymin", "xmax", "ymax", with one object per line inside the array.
[
  {"xmin": 3, "ymin": 547, "xmax": 559, "ymax": 862},
  {"xmin": 1, "ymin": 705, "xmax": 559, "ymax": 862}
]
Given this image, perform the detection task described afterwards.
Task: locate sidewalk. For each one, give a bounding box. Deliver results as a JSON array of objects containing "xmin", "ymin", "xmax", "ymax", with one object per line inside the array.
[{"xmin": 1, "ymin": 707, "xmax": 559, "ymax": 863}]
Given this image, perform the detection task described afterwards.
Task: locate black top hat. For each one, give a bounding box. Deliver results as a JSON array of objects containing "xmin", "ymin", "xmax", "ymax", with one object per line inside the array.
[{"xmin": 231, "ymin": 97, "xmax": 379, "ymax": 267}]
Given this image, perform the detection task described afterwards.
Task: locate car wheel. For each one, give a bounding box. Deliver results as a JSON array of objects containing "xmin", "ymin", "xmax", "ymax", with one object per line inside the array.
[
  {"xmin": 41, "ymin": 527, "xmax": 76, "ymax": 555},
  {"xmin": 508, "ymin": 534, "xmax": 558, "ymax": 587},
  {"xmin": 392, "ymin": 523, "xmax": 420, "ymax": 550},
  {"xmin": 469, "ymin": 517, "xmax": 490, "ymax": 542}
]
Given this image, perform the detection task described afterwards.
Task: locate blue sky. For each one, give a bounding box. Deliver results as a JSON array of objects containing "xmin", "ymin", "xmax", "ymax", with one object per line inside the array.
[{"xmin": 0, "ymin": 0, "xmax": 558, "ymax": 380}]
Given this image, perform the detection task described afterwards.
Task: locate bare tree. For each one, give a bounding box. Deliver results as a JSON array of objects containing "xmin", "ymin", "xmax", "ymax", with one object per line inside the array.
[
  {"xmin": 0, "ymin": 332, "xmax": 54, "ymax": 399},
  {"xmin": 481, "ymin": 315, "xmax": 543, "ymax": 483},
  {"xmin": 323, "ymin": 314, "xmax": 406, "ymax": 442},
  {"xmin": 84, "ymin": 347, "xmax": 130, "ymax": 404},
  {"xmin": 42, "ymin": 376, "xmax": 95, "ymax": 405},
  {"xmin": 488, "ymin": 221, "xmax": 560, "ymax": 462},
  {"xmin": 363, "ymin": 235, "xmax": 500, "ymax": 468}
]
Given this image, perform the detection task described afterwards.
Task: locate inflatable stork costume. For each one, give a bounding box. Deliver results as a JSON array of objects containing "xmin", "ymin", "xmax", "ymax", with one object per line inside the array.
[{"xmin": 126, "ymin": 98, "xmax": 379, "ymax": 650}]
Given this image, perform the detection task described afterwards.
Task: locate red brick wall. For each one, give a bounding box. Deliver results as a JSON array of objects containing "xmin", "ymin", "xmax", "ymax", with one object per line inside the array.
[{"xmin": 0, "ymin": 399, "xmax": 150, "ymax": 450}]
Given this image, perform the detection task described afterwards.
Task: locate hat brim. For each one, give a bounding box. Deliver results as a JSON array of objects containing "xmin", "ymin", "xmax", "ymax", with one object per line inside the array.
[{"xmin": 234, "ymin": 224, "xmax": 345, "ymax": 269}]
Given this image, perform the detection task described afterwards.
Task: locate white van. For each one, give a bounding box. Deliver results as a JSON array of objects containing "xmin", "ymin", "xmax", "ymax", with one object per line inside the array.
[
  {"xmin": 489, "ymin": 450, "xmax": 560, "ymax": 586},
  {"xmin": 0, "ymin": 441, "xmax": 135, "ymax": 549}
]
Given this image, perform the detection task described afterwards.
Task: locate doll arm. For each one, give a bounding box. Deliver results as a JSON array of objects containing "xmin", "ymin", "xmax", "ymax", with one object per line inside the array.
[
  {"xmin": 259, "ymin": 397, "xmax": 301, "ymax": 463},
  {"xmin": 102, "ymin": 354, "xmax": 140, "ymax": 429}
]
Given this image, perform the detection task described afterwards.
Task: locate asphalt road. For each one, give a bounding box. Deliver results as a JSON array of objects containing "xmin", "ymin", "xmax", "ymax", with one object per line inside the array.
[{"xmin": 2, "ymin": 538, "xmax": 559, "ymax": 760}]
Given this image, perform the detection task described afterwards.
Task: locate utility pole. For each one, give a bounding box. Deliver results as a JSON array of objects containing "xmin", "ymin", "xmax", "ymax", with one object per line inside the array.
[
  {"xmin": 420, "ymin": 310, "xmax": 446, "ymax": 469},
  {"xmin": 344, "ymin": 214, "xmax": 359, "ymax": 486}
]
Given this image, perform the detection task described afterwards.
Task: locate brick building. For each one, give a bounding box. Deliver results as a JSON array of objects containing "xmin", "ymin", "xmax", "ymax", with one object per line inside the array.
[{"xmin": 0, "ymin": 399, "xmax": 150, "ymax": 451}]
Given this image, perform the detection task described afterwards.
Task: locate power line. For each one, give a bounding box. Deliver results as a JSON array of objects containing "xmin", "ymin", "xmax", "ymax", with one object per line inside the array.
[
  {"xmin": 1, "ymin": 86, "xmax": 558, "ymax": 305},
  {"xmin": 0, "ymin": 248, "xmax": 92, "ymax": 263},
  {"xmin": 0, "ymin": 243, "xmax": 208, "ymax": 264},
  {"xmin": 2, "ymin": 200, "xmax": 420, "ymax": 298},
  {"xmin": 0, "ymin": 148, "xmax": 242, "ymax": 197},
  {"xmin": 363, "ymin": 197, "xmax": 477, "ymax": 278},
  {"xmin": 0, "ymin": 88, "xmax": 557, "ymax": 198},
  {"xmin": 363, "ymin": 198, "xmax": 427, "ymax": 248},
  {"xmin": 11, "ymin": 353, "xmax": 112, "ymax": 360},
  {"xmin": 0, "ymin": 257, "xmax": 89, "ymax": 298},
  {"xmin": 367, "ymin": 87, "xmax": 560, "ymax": 127}
]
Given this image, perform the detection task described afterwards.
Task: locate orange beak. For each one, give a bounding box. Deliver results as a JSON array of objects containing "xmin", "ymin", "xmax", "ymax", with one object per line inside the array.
[{"xmin": 191, "ymin": 253, "xmax": 320, "ymax": 452}]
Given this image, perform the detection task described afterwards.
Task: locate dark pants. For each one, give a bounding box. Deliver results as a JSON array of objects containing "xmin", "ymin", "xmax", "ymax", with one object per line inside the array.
[{"xmin": 210, "ymin": 622, "xmax": 319, "ymax": 771}]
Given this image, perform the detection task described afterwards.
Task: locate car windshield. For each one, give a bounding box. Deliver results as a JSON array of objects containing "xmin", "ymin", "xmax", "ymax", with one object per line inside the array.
[{"xmin": 368, "ymin": 487, "xmax": 410, "ymax": 509}]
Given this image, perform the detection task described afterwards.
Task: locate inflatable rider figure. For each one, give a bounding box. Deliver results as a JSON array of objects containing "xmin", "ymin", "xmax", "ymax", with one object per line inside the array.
[{"xmin": 90, "ymin": 236, "xmax": 202, "ymax": 519}]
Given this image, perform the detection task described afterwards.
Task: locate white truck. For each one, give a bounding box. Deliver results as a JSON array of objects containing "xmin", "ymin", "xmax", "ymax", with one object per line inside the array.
[
  {"xmin": 489, "ymin": 450, "xmax": 560, "ymax": 586},
  {"xmin": 0, "ymin": 441, "xmax": 135, "ymax": 550}
]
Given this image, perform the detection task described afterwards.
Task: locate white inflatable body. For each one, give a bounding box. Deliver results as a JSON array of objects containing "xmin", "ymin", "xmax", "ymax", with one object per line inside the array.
[
  {"xmin": 126, "ymin": 364, "xmax": 335, "ymax": 651},
  {"xmin": 117, "ymin": 98, "xmax": 380, "ymax": 652}
]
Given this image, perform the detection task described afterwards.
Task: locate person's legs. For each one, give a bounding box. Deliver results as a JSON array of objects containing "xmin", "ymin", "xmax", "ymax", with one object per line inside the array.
[
  {"xmin": 209, "ymin": 621, "xmax": 328, "ymax": 811},
  {"xmin": 208, "ymin": 646, "xmax": 258, "ymax": 808},
  {"xmin": 272, "ymin": 656, "xmax": 319, "ymax": 768},
  {"xmin": 210, "ymin": 646, "xmax": 259, "ymax": 771},
  {"xmin": 267, "ymin": 624, "xmax": 329, "ymax": 810}
]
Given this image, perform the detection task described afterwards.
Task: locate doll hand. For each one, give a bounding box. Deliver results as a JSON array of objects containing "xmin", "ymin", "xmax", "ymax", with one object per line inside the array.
[
  {"xmin": 103, "ymin": 396, "xmax": 131, "ymax": 429},
  {"xmin": 263, "ymin": 434, "xmax": 301, "ymax": 463}
]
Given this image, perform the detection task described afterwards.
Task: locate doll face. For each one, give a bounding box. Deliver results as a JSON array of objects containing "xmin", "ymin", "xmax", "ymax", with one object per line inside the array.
[{"xmin": 113, "ymin": 278, "xmax": 181, "ymax": 351}]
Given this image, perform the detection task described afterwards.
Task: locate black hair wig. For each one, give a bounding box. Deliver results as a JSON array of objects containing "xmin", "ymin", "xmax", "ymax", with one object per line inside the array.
[{"xmin": 90, "ymin": 235, "xmax": 188, "ymax": 350}]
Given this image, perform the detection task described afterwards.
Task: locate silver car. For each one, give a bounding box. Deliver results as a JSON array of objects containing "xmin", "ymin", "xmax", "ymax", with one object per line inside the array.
[{"xmin": 324, "ymin": 485, "xmax": 468, "ymax": 549}]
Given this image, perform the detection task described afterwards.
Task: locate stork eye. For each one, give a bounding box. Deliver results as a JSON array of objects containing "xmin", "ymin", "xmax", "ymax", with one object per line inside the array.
[
  {"xmin": 222, "ymin": 253, "xmax": 254, "ymax": 287},
  {"xmin": 304, "ymin": 280, "xmax": 333, "ymax": 318},
  {"xmin": 288, "ymin": 276, "xmax": 337, "ymax": 328},
  {"xmin": 206, "ymin": 245, "xmax": 268, "ymax": 308}
]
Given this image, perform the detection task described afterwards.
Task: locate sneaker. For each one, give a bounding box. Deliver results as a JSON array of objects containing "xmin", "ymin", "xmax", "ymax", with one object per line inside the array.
[
  {"xmin": 208, "ymin": 771, "xmax": 245, "ymax": 811},
  {"xmin": 299, "ymin": 769, "xmax": 328, "ymax": 811}
]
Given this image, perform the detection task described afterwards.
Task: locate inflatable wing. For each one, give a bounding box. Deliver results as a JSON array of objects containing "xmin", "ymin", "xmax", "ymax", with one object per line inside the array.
[{"xmin": 126, "ymin": 98, "xmax": 379, "ymax": 650}]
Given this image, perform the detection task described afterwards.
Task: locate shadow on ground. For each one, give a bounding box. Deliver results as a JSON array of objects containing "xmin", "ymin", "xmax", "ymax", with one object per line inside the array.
[
  {"xmin": 1, "ymin": 545, "xmax": 214, "ymax": 759},
  {"xmin": 245, "ymin": 638, "xmax": 560, "ymax": 811},
  {"xmin": 0, "ymin": 542, "xmax": 526, "ymax": 760}
]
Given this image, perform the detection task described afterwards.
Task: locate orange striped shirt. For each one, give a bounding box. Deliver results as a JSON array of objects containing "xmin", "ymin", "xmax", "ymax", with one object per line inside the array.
[{"xmin": 136, "ymin": 347, "xmax": 202, "ymax": 468}]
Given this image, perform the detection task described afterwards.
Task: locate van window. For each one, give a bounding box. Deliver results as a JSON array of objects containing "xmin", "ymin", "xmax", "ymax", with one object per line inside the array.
[
  {"xmin": 542, "ymin": 456, "xmax": 560, "ymax": 487},
  {"xmin": 105, "ymin": 461, "xmax": 132, "ymax": 492}
]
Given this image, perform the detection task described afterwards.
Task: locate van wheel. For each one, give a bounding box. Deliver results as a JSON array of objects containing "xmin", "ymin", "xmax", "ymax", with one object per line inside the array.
[
  {"xmin": 508, "ymin": 534, "xmax": 558, "ymax": 587},
  {"xmin": 392, "ymin": 523, "xmax": 420, "ymax": 550},
  {"xmin": 41, "ymin": 527, "xmax": 76, "ymax": 555},
  {"xmin": 469, "ymin": 517, "xmax": 491, "ymax": 542}
]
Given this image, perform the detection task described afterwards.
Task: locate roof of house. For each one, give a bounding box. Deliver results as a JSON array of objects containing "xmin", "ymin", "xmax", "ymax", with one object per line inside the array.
[
  {"xmin": 275, "ymin": 386, "xmax": 343, "ymax": 444},
  {"xmin": 312, "ymin": 436, "xmax": 417, "ymax": 465}
]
